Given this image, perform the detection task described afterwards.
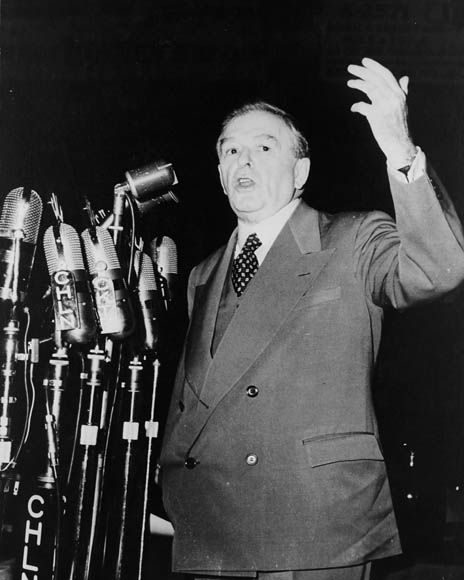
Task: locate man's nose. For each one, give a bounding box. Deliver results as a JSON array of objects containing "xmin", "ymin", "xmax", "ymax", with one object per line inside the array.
[{"xmin": 238, "ymin": 148, "xmax": 252, "ymax": 166}]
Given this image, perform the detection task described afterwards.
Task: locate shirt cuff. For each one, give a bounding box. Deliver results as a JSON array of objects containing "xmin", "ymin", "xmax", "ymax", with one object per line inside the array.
[{"xmin": 387, "ymin": 146, "xmax": 425, "ymax": 183}]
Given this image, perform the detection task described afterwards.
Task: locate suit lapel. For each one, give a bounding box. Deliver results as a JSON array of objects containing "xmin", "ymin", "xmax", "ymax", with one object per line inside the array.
[
  {"xmin": 184, "ymin": 231, "xmax": 237, "ymax": 399},
  {"xmin": 200, "ymin": 203, "xmax": 335, "ymax": 410}
]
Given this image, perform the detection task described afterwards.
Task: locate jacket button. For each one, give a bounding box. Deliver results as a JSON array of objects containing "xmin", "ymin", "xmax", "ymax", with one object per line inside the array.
[
  {"xmin": 245, "ymin": 453, "xmax": 258, "ymax": 466},
  {"xmin": 246, "ymin": 385, "xmax": 259, "ymax": 397},
  {"xmin": 184, "ymin": 457, "xmax": 198, "ymax": 469}
]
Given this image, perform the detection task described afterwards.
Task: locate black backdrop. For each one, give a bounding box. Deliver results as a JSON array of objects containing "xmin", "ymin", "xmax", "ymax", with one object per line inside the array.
[{"xmin": 2, "ymin": 0, "xmax": 464, "ymax": 572}]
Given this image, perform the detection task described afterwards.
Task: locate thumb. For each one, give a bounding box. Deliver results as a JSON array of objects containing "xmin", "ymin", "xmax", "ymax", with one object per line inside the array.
[
  {"xmin": 399, "ymin": 76, "xmax": 409, "ymax": 95},
  {"xmin": 350, "ymin": 102, "xmax": 371, "ymax": 117}
]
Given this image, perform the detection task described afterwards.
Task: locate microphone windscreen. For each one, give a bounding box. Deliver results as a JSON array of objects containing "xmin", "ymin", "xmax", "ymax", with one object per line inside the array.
[
  {"xmin": 151, "ymin": 236, "xmax": 178, "ymax": 276},
  {"xmin": 81, "ymin": 226, "xmax": 121, "ymax": 273},
  {"xmin": 81, "ymin": 226, "xmax": 135, "ymax": 340},
  {"xmin": 0, "ymin": 188, "xmax": 43, "ymax": 244},
  {"xmin": 135, "ymin": 251, "xmax": 158, "ymax": 292},
  {"xmin": 43, "ymin": 224, "xmax": 86, "ymax": 274}
]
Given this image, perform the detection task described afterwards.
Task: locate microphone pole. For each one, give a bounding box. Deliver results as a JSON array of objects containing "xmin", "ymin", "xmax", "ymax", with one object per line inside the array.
[
  {"xmin": 62, "ymin": 339, "xmax": 108, "ymax": 580},
  {"xmin": 102, "ymin": 353, "xmax": 145, "ymax": 580},
  {"xmin": 0, "ymin": 319, "xmax": 21, "ymax": 467},
  {"xmin": 137, "ymin": 357, "xmax": 161, "ymax": 580}
]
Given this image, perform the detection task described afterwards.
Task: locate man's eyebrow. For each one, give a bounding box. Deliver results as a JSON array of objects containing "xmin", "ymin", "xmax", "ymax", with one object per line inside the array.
[
  {"xmin": 218, "ymin": 133, "xmax": 278, "ymax": 150},
  {"xmin": 255, "ymin": 133, "xmax": 278, "ymax": 142},
  {"xmin": 218, "ymin": 137, "xmax": 229, "ymax": 150}
]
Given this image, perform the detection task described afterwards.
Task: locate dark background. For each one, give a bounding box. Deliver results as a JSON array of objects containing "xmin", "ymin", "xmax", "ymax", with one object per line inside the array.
[{"xmin": 2, "ymin": 0, "xmax": 464, "ymax": 576}]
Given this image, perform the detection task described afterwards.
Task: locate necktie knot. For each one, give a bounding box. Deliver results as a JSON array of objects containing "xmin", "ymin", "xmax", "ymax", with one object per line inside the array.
[
  {"xmin": 231, "ymin": 233, "xmax": 262, "ymax": 297},
  {"xmin": 242, "ymin": 232, "xmax": 261, "ymax": 254}
]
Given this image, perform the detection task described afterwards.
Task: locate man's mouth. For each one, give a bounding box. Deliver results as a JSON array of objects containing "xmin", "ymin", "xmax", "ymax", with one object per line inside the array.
[{"xmin": 235, "ymin": 177, "xmax": 255, "ymax": 188}]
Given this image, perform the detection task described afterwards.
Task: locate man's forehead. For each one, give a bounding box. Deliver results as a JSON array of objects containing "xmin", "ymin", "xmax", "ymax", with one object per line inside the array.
[{"xmin": 221, "ymin": 110, "xmax": 290, "ymax": 140}]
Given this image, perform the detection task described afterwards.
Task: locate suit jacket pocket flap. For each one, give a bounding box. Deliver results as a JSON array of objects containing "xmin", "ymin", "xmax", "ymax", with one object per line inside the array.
[{"xmin": 304, "ymin": 433, "xmax": 383, "ymax": 467}]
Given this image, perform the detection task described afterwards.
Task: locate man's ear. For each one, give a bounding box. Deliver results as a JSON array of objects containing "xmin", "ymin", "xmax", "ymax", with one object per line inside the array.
[
  {"xmin": 294, "ymin": 157, "xmax": 310, "ymax": 190},
  {"xmin": 218, "ymin": 164, "xmax": 227, "ymax": 194}
]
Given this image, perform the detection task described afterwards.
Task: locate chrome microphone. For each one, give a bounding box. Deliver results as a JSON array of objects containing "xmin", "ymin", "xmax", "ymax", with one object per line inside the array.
[
  {"xmin": 43, "ymin": 223, "xmax": 98, "ymax": 345},
  {"xmin": 0, "ymin": 187, "xmax": 43, "ymax": 305},
  {"xmin": 134, "ymin": 251, "xmax": 163, "ymax": 354},
  {"xmin": 124, "ymin": 160, "xmax": 178, "ymax": 203},
  {"xmin": 150, "ymin": 236, "xmax": 177, "ymax": 307},
  {"xmin": 81, "ymin": 226, "xmax": 135, "ymax": 340},
  {"xmin": 111, "ymin": 160, "xmax": 179, "ymax": 246}
]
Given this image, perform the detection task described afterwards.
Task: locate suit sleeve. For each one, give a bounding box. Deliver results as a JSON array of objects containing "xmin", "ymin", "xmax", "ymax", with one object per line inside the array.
[{"xmin": 354, "ymin": 165, "xmax": 464, "ymax": 309}]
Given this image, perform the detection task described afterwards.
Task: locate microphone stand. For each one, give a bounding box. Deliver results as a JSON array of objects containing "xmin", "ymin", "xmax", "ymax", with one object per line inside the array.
[
  {"xmin": 40, "ymin": 343, "xmax": 70, "ymax": 580},
  {"xmin": 62, "ymin": 339, "xmax": 107, "ymax": 580},
  {"xmin": 136, "ymin": 356, "xmax": 161, "ymax": 580},
  {"xmin": 0, "ymin": 318, "xmax": 20, "ymax": 467},
  {"xmin": 101, "ymin": 350, "xmax": 146, "ymax": 580}
]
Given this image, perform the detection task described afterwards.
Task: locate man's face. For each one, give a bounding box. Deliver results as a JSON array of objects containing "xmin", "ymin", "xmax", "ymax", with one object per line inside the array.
[{"xmin": 217, "ymin": 110, "xmax": 310, "ymax": 224}]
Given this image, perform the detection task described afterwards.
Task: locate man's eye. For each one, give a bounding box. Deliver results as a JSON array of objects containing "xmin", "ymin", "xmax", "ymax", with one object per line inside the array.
[
  {"xmin": 224, "ymin": 147, "xmax": 238, "ymax": 156},
  {"xmin": 259, "ymin": 145, "xmax": 271, "ymax": 152}
]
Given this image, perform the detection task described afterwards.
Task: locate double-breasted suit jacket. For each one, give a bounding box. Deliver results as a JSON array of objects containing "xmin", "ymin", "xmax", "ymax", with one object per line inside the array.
[{"xmin": 160, "ymin": 170, "xmax": 464, "ymax": 575}]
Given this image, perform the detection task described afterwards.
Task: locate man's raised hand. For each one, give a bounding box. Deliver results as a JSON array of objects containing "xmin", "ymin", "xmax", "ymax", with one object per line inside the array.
[{"xmin": 347, "ymin": 57, "xmax": 417, "ymax": 168}]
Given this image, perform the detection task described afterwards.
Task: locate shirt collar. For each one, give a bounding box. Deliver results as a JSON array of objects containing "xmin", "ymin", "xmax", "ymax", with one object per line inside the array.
[{"xmin": 236, "ymin": 198, "xmax": 301, "ymax": 258}]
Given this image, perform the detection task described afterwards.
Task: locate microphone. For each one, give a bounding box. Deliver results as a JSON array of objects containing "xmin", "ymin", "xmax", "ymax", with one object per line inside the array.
[
  {"xmin": 81, "ymin": 226, "xmax": 135, "ymax": 340},
  {"xmin": 0, "ymin": 187, "xmax": 43, "ymax": 306},
  {"xmin": 150, "ymin": 236, "xmax": 177, "ymax": 307},
  {"xmin": 43, "ymin": 223, "xmax": 98, "ymax": 345},
  {"xmin": 110, "ymin": 160, "xmax": 178, "ymax": 248},
  {"xmin": 124, "ymin": 160, "xmax": 178, "ymax": 203},
  {"xmin": 134, "ymin": 251, "xmax": 164, "ymax": 354}
]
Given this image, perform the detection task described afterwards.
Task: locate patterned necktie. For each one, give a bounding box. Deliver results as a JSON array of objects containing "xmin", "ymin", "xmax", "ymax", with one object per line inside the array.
[{"xmin": 231, "ymin": 233, "xmax": 262, "ymax": 297}]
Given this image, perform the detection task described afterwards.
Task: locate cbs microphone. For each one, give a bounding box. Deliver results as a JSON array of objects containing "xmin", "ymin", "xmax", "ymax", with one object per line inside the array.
[
  {"xmin": 81, "ymin": 226, "xmax": 135, "ymax": 340},
  {"xmin": 43, "ymin": 223, "xmax": 98, "ymax": 345},
  {"xmin": 150, "ymin": 236, "xmax": 177, "ymax": 308},
  {"xmin": 0, "ymin": 187, "xmax": 43, "ymax": 307}
]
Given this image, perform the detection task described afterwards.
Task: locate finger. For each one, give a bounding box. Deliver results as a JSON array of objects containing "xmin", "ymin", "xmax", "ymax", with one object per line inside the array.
[
  {"xmin": 347, "ymin": 64, "xmax": 394, "ymax": 94},
  {"xmin": 347, "ymin": 78, "xmax": 376, "ymax": 99},
  {"xmin": 360, "ymin": 57, "xmax": 404, "ymax": 93},
  {"xmin": 399, "ymin": 76, "xmax": 409, "ymax": 95},
  {"xmin": 350, "ymin": 102, "xmax": 372, "ymax": 117}
]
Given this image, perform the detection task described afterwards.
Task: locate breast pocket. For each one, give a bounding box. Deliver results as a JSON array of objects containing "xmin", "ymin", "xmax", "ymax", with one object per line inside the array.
[{"xmin": 295, "ymin": 286, "xmax": 342, "ymax": 311}]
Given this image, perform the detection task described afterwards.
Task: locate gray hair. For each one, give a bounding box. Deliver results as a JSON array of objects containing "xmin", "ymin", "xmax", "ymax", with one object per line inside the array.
[{"xmin": 217, "ymin": 101, "xmax": 309, "ymax": 159}]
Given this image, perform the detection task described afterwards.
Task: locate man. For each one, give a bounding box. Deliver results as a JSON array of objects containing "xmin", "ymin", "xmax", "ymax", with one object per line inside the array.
[{"xmin": 157, "ymin": 58, "xmax": 464, "ymax": 579}]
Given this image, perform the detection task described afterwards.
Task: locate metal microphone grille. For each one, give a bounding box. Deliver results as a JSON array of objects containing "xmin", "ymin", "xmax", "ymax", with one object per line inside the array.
[
  {"xmin": 151, "ymin": 236, "xmax": 178, "ymax": 275},
  {"xmin": 81, "ymin": 226, "xmax": 121, "ymax": 274},
  {"xmin": 43, "ymin": 224, "xmax": 85, "ymax": 274},
  {"xmin": 0, "ymin": 187, "xmax": 43, "ymax": 244},
  {"xmin": 135, "ymin": 251, "xmax": 157, "ymax": 292}
]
